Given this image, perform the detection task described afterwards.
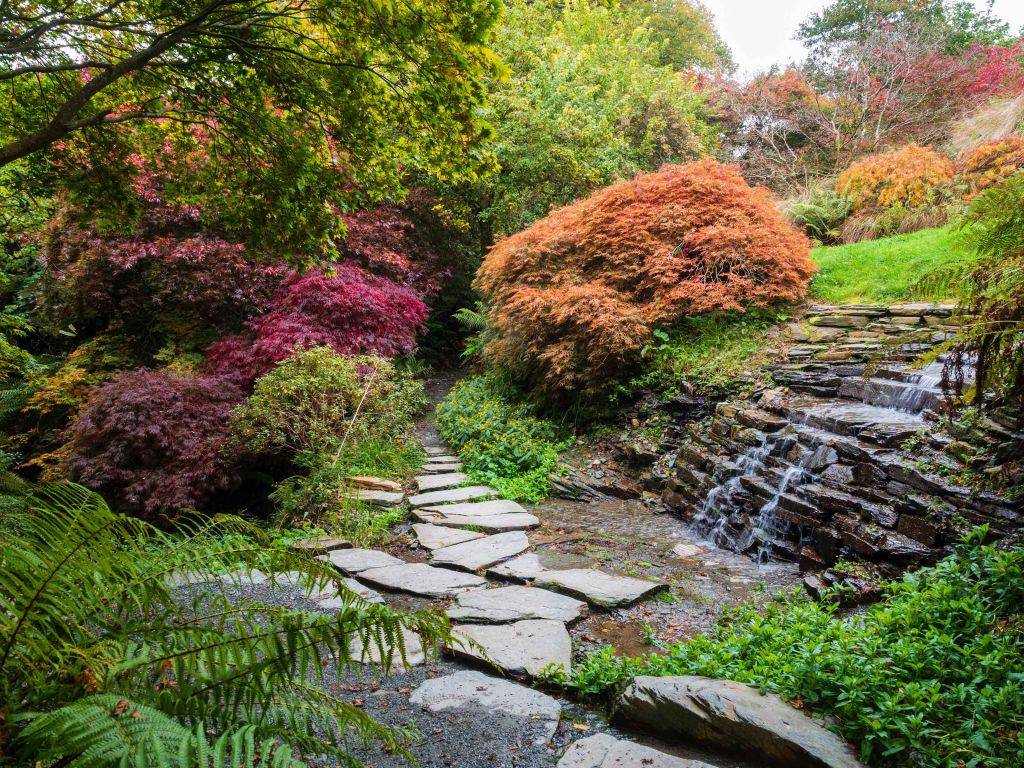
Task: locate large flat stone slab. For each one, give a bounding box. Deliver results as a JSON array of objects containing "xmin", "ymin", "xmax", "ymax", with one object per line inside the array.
[
  {"xmin": 558, "ymin": 734, "xmax": 714, "ymax": 768},
  {"xmin": 411, "ymin": 670, "xmax": 562, "ymax": 745},
  {"xmin": 408, "ymin": 485, "xmax": 499, "ymax": 507},
  {"xmin": 320, "ymin": 548, "xmax": 404, "ymax": 574},
  {"xmin": 447, "ymin": 585, "xmax": 587, "ymax": 624},
  {"xmin": 414, "ymin": 511, "xmax": 540, "ymax": 532},
  {"xmin": 448, "ymin": 619, "xmax": 571, "ymax": 678},
  {"xmin": 353, "ymin": 489, "xmax": 405, "ymax": 507},
  {"xmin": 487, "ymin": 553, "xmax": 546, "ymax": 582},
  {"xmin": 347, "ymin": 476, "xmax": 402, "ymax": 492},
  {"xmin": 349, "ymin": 627, "xmax": 425, "ymax": 670},
  {"xmin": 421, "ymin": 462, "xmax": 463, "ymax": 473},
  {"xmin": 356, "ymin": 562, "xmax": 486, "ymax": 598},
  {"xmin": 415, "ymin": 472, "xmax": 470, "ymax": 492},
  {"xmin": 289, "ymin": 535, "xmax": 352, "ymax": 555},
  {"xmin": 615, "ymin": 676, "xmax": 864, "ymax": 768},
  {"xmin": 430, "ymin": 531, "xmax": 530, "ymax": 572},
  {"xmin": 535, "ymin": 569, "xmax": 664, "ymax": 608},
  {"xmin": 412, "ymin": 523, "xmax": 485, "ymax": 550},
  {"xmin": 424, "ymin": 446, "xmax": 447, "ymax": 455},
  {"xmin": 422, "ymin": 499, "xmax": 527, "ymax": 517}
]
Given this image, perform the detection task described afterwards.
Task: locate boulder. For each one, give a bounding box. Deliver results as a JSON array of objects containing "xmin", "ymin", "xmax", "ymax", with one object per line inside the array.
[{"xmin": 615, "ymin": 676, "xmax": 863, "ymax": 768}]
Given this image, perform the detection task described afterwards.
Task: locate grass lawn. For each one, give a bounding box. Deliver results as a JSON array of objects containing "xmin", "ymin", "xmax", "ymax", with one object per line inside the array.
[{"xmin": 810, "ymin": 227, "xmax": 968, "ymax": 305}]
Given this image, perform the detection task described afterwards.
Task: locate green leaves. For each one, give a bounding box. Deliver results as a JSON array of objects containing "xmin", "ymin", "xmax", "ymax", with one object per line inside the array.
[{"xmin": 564, "ymin": 537, "xmax": 1024, "ymax": 767}]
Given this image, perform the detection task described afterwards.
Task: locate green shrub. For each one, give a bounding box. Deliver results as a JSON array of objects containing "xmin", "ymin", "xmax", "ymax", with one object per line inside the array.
[
  {"xmin": 435, "ymin": 376, "xmax": 564, "ymax": 502},
  {"xmin": 558, "ymin": 532, "xmax": 1024, "ymax": 768},
  {"xmin": 230, "ymin": 347, "xmax": 426, "ymax": 458},
  {"xmin": 786, "ymin": 186, "xmax": 853, "ymax": 245}
]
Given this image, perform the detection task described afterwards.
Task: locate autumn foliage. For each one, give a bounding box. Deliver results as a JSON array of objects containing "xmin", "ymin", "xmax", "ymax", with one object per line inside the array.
[
  {"xmin": 836, "ymin": 144, "xmax": 955, "ymax": 212},
  {"xmin": 476, "ymin": 160, "xmax": 815, "ymax": 396},
  {"xmin": 959, "ymin": 135, "xmax": 1024, "ymax": 197}
]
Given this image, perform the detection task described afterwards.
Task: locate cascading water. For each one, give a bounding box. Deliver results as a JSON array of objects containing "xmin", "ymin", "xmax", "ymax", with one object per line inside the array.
[{"xmin": 691, "ymin": 435, "xmax": 776, "ymax": 548}]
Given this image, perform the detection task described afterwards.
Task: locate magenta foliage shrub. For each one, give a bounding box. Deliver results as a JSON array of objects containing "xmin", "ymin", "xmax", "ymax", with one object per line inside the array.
[
  {"xmin": 67, "ymin": 369, "xmax": 244, "ymax": 517},
  {"xmin": 42, "ymin": 222, "xmax": 286, "ymax": 333},
  {"xmin": 205, "ymin": 262, "xmax": 428, "ymax": 383}
]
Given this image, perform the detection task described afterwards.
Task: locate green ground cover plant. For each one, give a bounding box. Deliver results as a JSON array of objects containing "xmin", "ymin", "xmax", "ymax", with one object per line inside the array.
[
  {"xmin": 556, "ymin": 532, "xmax": 1024, "ymax": 768},
  {"xmin": 435, "ymin": 375, "xmax": 565, "ymax": 502},
  {"xmin": 810, "ymin": 227, "xmax": 966, "ymax": 304}
]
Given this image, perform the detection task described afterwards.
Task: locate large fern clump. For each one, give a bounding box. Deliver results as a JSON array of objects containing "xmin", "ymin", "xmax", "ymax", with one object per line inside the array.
[
  {"xmin": 0, "ymin": 481, "xmax": 450, "ymax": 768},
  {"xmin": 947, "ymin": 170, "xmax": 1024, "ymax": 408}
]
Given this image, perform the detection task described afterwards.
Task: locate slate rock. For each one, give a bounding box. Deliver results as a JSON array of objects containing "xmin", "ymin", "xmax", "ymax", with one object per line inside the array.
[
  {"xmin": 557, "ymin": 734, "xmax": 715, "ymax": 768},
  {"xmin": 289, "ymin": 535, "xmax": 352, "ymax": 555},
  {"xmin": 535, "ymin": 568, "xmax": 665, "ymax": 607},
  {"xmin": 349, "ymin": 627, "xmax": 425, "ymax": 669},
  {"xmin": 353, "ymin": 489, "xmax": 405, "ymax": 507},
  {"xmin": 413, "ymin": 511, "xmax": 540, "ymax": 532},
  {"xmin": 423, "ymin": 446, "xmax": 447, "ymax": 455},
  {"xmin": 422, "ymin": 499, "xmax": 527, "ymax": 517},
  {"xmin": 615, "ymin": 676, "xmax": 864, "ymax": 768},
  {"xmin": 408, "ymin": 486, "xmax": 499, "ymax": 507},
  {"xmin": 420, "ymin": 462, "xmax": 463, "ymax": 473},
  {"xmin": 412, "ymin": 523, "xmax": 485, "ymax": 550},
  {"xmin": 487, "ymin": 552, "xmax": 546, "ymax": 582},
  {"xmin": 447, "ymin": 585, "xmax": 587, "ymax": 624},
  {"xmin": 448, "ymin": 619, "xmax": 572, "ymax": 678},
  {"xmin": 321, "ymin": 548, "xmax": 404, "ymax": 574},
  {"xmin": 410, "ymin": 670, "xmax": 561, "ymax": 744},
  {"xmin": 430, "ymin": 531, "xmax": 530, "ymax": 571},
  {"xmin": 415, "ymin": 472, "xmax": 470, "ymax": 492},
  {"xmin": 347, "ymin": 476, "xmax": 402, "ymax": 492},
  {"xmin": 356, "ymin": 562, "xmax": 486, "ymax": 598}
]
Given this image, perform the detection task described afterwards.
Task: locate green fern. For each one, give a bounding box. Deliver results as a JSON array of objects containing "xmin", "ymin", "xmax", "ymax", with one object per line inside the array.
[{"xmin": 1, "ymin": 482, "xmax": 452, "ymax": 768}]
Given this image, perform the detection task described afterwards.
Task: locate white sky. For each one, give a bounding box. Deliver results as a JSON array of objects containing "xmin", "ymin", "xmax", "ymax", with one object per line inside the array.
[{"xmin": 700, "ymin": 0, "xmax": 1024, "ymax": 78}]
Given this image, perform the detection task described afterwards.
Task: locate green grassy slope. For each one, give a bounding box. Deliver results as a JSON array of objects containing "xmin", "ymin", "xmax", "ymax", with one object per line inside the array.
[{"xmin": 810, "ymin": 227, "xmax": 966, "ymax": 305}]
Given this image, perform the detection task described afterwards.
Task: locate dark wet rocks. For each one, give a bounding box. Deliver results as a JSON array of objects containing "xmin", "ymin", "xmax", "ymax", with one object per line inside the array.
[
  {"xmin": 615, "ymin": 676, "xmax": 864, "ymax": 768},
  {"xmin": 410, "ymin": 670, "xmax": 562, "ymax": 745}
]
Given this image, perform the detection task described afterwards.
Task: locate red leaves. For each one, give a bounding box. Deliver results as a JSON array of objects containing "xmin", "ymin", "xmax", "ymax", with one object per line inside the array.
[
  {"xmin": 205, "ymin": 263, "xmax": 428, "ymax": 384},
  {"xmin": 477, "ymin": 160, "xmax": 815, "ymax": 396},
  {"xmin": 67, "ymin": 369, "xmax": 244, "ymax": 517}
]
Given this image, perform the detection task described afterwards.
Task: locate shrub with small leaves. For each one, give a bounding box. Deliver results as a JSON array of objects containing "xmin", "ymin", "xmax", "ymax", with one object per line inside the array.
[
  {"xmin": 66, "ymin": 369, "xmax": 244, "ymax": 516},
  {"xmin": 958, "ymin": 135, "xmax": 1024, "ymax": 197},
  {"xmin": 836, "ymin": 144, "xmax": 955, "ymax": 212}
]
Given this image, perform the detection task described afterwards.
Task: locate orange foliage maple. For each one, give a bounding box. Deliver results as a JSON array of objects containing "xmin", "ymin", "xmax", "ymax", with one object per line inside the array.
[
  {"xmin": 958, "ymin": 136, "xmax": 1024, "ymax": 197},
  {"xmin": 476, "ymin": 160, "xmax": 815, "ymax": 396},
  {"xmin": 836, "ymin": 144, "xmax": 955, "ymax": 212}
]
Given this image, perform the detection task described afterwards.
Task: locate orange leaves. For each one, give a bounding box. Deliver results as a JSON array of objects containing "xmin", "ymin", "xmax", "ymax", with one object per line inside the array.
[
  {"xmin": 476, "ymin": 160, "xmax": 815, "ymax": 397},
  {"xmin": 959, "ymin": 136, "xmax": 1024, "ymax": 197},
  {"xmin": 836, "ymin": 144, "xmax": 955, "ymax": 212}
]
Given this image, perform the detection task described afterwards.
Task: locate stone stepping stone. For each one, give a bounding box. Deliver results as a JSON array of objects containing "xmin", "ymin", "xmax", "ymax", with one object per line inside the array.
[
  {"xmin": 414, "ymin": 510, "xmax": 540, "ymax": 532},
  {"xmin": 415, "ymin": 472, "xmax": 469, "ymax": 492},
  {"xmin": 408, "ymin": 485, "xmax": 499, "ymax": 507},
  {"xmin": 412, "ymin": 523, "xmax": 485, "ymax": 551},
  {"xmin": 430, "ymin": 531, "xmax": 529, "ymax": 572},
  {"xmin": 410, "ymin": 670, "xmax": 561, "ymax": 745},
  {"xmin": 216, "ymin": 568, "xmax": 269, "ymax": 587},
  {"xmin": 447, "ymin": 585, "xmax": 587, "ymax": 624},
  {"xmin": 356, "ymin": 562, "xmax": 486, "ymax": 598},
  {"xmin": 269, "ymin": 572, "xmax": 386, "ymax": 606},
  {"xmin": 353, "ymin": 489, "xmax": 404, "ymax": 507},
  {"xmin": 558, "ymin": 734, "xmax": 713, "ymax": 768},
  {"xmin": 289, "ymin": 535, "xmax": 351, "ymax": 555},
  {"xmin": 422, "ymin": 499, "xmax": 527, "ymax": 517},
  {"xmin": 347, "ymin": 476, "xmax": 402, "ymax": 492},
  {"xmin": 320, "ymin": 548, "xmax": 404, "ymax": 574},
  {"xmin": 535, "ymin": 568, "xmax": 665, "ymax": 608},
  {"xmin": 448, "ymin": 619, "xmax": 571, "ymax": 678},
  {"xmin": 424, "ymin": 446, "xmax": 447, "ymax": 455},
  {"xmin": 426, "ymin": 453, "xmax": 460, "ymax": 462},
  {"xmin": 487, "ymin": 552, "xmax": 546, "ymax": 582},
  {"xmin": 349, "ymin": 627, "xmax": 425, "ymax": 670},
  {"xmin": 420, "ymin": 462, "xmax": 463, "ymax": 473}
]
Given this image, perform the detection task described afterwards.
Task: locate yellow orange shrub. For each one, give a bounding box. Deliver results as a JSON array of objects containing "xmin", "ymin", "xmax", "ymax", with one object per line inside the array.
[
  {"xmin": 959, "ymin": 135, "xmax": 1024, "ymax": 197},
  {"xmin": 476, "ymin": 160, "xmax": 815, "ymax": 397},
  {"xmin": 836, "ymin": 144, "xmax": 955, "ymax": 212}
]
